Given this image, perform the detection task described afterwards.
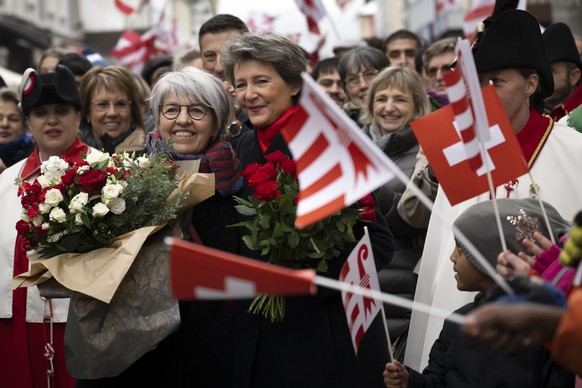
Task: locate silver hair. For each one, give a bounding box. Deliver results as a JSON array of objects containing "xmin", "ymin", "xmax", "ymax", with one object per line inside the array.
[
  {"xmin": 149, "ymin": 67, "xmax": 233, "ymax": 140},
  {"xmin": 221, "ymin": 31, "xmax": 305, "ymax": 104},
  {"xmin": 360, "ymin": 65, "xmax": 431, "ymax": 125}
]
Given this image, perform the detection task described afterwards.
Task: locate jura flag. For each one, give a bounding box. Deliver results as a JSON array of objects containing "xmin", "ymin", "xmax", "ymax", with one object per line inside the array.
[
  {"xmin": 169, "ymin": 239, "xmax": 317, "ymax": 300},
  {"xmin": 281, "ymin": 73, "xmax": 400, "ymax": 228},
  {"xmin": 295, "ymin": 0, "xmax": 326, "ymax": 34},
  {"xmin": 339, "ymin": 229, "xmax": 382, "ymax": 354}
]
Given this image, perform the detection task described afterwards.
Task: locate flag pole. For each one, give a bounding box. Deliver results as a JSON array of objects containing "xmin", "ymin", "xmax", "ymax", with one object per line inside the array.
[{"xmin": 314, "ymin": 275, "xmax": 466, "ymax": 325}]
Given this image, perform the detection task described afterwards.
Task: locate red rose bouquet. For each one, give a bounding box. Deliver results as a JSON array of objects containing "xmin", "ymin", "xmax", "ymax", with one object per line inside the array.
[{"xmin": 232, "ymin": 150, "xmax": 376, "ymax": 322}]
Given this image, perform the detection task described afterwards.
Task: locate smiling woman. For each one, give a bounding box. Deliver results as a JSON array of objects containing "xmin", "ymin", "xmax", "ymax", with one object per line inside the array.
[{"xmin": 78, "ymin": 66, "xmax": 146, "ymax": 154}]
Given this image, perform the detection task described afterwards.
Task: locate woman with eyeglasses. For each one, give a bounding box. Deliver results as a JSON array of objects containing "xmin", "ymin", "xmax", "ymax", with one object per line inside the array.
[
  {"xmin": 79, "ymin": 66, "xmax": 146, "ymax": 154},
  {"xmin": 360, "ymin": 65, "xmax": 431, "ymax": 360},
  {"xmin": 222, "ymin": 31, "xmax": 394, "ymax": 388},
  {"xmin": 338, "ymin": 46, "xmax": 390, "ymax": 128}
]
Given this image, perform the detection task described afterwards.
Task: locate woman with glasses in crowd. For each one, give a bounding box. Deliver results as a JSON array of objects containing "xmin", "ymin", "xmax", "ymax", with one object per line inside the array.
[
  {"xmin": 338, "ymin": 46, "xmax": 390, "ymax": 128},
  {"xmin": 78, "ymin": 66, "xmax": 146, "ymax": 154}
]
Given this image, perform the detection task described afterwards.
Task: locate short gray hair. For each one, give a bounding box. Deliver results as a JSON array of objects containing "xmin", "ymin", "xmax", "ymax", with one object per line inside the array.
[
  {"xmin": 360, "ymin": 66, "xmax": 430, "ymax": 125},
  {"xmin": 221, "ymin": 32, "xmax": 305, "ymax": 104},
  {"xmin": 149, "ymin": 67, "xmax": 233, "ymax": 141}
]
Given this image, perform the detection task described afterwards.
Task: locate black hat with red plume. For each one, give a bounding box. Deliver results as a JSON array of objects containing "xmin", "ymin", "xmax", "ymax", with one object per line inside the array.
[{"xmin": 19, "ymin": 65, "xmax": 81, "ymax": 116}]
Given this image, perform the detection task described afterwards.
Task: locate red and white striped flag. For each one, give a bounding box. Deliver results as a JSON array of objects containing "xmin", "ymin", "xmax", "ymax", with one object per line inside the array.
[
  {"xmin": 110, "ymin": 7, "xmax": 177, "ymax": 74},
  {"xmin": 295, "ymin": 0, "xmax": 326, "ymax": 34},
  {"xmin": 339, "ymin": 229, "xmax": 382, "ymax": 354},
  {"xmin": 169, "ymin": 239, "xmax": 317, "ymax": 300},
  {"xmin": 437, "ymin": 0, "xmax": 462, "ymax": 17},
  {"xmin": 281, "ymin": 73, "xmax": 400, "ymax": 229},
  {"xmin": 442, "ymin": 41, "xmax": 483, "ymax": 171},
  {"xmin": 246, "ymin": 11, "xmax": 277, "ymax": 32},
  {"xmin": 110, "ymin": 29, "xmax": 157, "ymax": 73}
]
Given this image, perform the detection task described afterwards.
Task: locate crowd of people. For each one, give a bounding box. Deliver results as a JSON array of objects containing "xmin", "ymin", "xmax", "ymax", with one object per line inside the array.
[{"xmin": 1, "ymin": 5, "xmax": 582, "ymax": 388}]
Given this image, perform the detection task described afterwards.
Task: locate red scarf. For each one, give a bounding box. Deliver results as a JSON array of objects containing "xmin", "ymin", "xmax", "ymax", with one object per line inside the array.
[
  {"xmin": 549, "ymin": 83, "xmax": 582, "ymax": 122},
  {"xmin": 257, "ymin": 106, "xmax": 299, "ymax": 153},
  {"xmin": 20, "ymin": 137, "xmax": 89, "ymax": 180},
  {"xmin": 516, "ymin": 107, "xmax": 554, "ymax": 169}
]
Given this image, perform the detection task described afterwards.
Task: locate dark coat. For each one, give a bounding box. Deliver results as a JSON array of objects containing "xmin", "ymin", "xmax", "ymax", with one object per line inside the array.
[
  {"xmin": 368, "ymin": 125, "xmax": 427, "ymax": 347},
  {"xmin": 233, "ymin": 129, "xmax": 395, "ymax": 388},
  {"xmin": 407, "ymin": 294, "xmax": 574, "ymax": 388}
]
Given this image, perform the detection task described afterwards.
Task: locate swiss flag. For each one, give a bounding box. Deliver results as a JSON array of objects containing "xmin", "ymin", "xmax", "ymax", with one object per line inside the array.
[
  {"xmin": 295, "ymin": 0, "xmax": 326, "ymax": 34},
  {"xmin": 169, "ymin": 239, "xmax": 317, "ymax": 300},
  {"xmin": 411, "ymin": 85, "xmax": 529, "ymax": 206},
  {"xmin": 339, "ymin": 229, "xmax": 382, "ymax": 354},
  {"xmin": 282, "ymin": 73, "xmax": 401, "ymax": 229}
]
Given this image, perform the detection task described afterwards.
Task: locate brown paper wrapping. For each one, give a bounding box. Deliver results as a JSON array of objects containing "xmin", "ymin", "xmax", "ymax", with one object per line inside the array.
[{"xmin": 12, "ymin": 166, "xmax": 215, "ymax": 304}]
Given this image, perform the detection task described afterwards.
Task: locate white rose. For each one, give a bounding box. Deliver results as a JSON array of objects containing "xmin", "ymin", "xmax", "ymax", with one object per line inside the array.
[
  {"xmin": 44, "ymin": 188, "xmax": 64, "ymax": 206},
  {"xmin": 109, "ymin": 197, "xmax": 126, "ymax": 215},
  {"xmin": 85, "ymin": 151, "xmax": 110, "ymax": 165},
  {"xmin": 32, "ymin": 215, "xmax": 44, "ymax": 227},
  {"xmin": 39, "ymin": 202, "xmax": 52, "ymax": 214},
  {"xmin": 69, "ymin": 192, "xmax": 89, "ymax": 213},
  {"xmin": 102, "ymin": 183, "xmax": 124, "ymax": 199},
  {"xmin": 36, "ymin": 175, "xmax": 50, "ymax": 188},
  {"xmin": 74, "ymin": 213, "xmax": 84, "ymax": 226},
  {"xmin": 42, "ymin": 222, "xmax": 50, "ymax": 230},
  {"xmin": 92, "ymin": 202, "xmax": 110, "ymax": 217},
  {"xmin": 49, "ymin": 208, "xmax": 67, "ymax": 223}
]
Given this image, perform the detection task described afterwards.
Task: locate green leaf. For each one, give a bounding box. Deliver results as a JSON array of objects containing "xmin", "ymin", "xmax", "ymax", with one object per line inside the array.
[
  {"xmin": 316, "ymin": 260, "xmax": 328, "ymax": 272},
  {"xmin": 287, "ymin": 231, "xmax": 300, "ymax": 248},
  {"xmin": 56, "ymin": 233, "xmax": 81, "ymax": 252},
  {"xmin": 234, "ymin": 204, "xmax": 257, "ymax": 216},
  {"xmin": 259, "ymin": 213, "xmax": 270, "ymax": 229}
]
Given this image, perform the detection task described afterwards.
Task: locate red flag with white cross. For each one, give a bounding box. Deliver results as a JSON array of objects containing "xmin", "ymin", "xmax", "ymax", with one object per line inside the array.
[
  {"xmin": 411, "ymin": 85, "xmax": 528, "ymax": 205},
  {"xmin": 169, "ymin": 239, "xmax": 316, "ymax": 300}
]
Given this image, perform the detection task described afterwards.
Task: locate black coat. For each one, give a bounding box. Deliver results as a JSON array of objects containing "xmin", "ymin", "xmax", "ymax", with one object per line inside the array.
[
  {"xmin": 233, "ymin": 129, "xmax": 395, "ymax": 388},
  {"xmin": 407, "ymin": 294, "xmax": 574, "ymax": 388}
]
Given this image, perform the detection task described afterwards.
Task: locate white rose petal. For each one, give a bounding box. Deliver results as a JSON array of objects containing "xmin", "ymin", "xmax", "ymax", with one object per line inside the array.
[
  {"xmin": 36, "ymin": 175, "xmax": 50, "ymax": 188},
  {"xmin": 92, "ymin": 202, "xmax": 110, "ymax": 217},
  {"xmin": 42, "ymin": 222, "xmax": 50, "ymax": 230},
  {"xmin": 39, "ymin": 202, "xmax": 52, "ymax": 214},
  {"xmin": 49, "ymin": 208, "xmax": 67, "ymax": 223},
  {"xmin": 85, "ymin": 151, "xmax": 110, "ymax": 165},
  {"xmin": 32, "ymin": 215, "xmax": 44, "ymax": 227},
  {"xmin": 109, "ymin": 197, "xmax": 126, "ymax": 215},
  {"xmin": 44, "ymin": 188, "xmax": 64, "ymax": 206},
  {"xmin": 102, "ymin": 183, "xmax": 124, "ymax": 199}
]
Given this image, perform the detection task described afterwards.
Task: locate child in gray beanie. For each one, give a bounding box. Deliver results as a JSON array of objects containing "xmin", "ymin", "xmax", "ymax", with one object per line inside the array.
[{"xmin": 384, "ymin": 198, "xmax": 573, "ymax": 388}]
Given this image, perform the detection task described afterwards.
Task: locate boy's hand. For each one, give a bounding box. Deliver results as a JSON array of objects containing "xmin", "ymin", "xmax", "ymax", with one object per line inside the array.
[{"xmin": 383, "ymin": 360, "xmax": 409, "ymax": 388}]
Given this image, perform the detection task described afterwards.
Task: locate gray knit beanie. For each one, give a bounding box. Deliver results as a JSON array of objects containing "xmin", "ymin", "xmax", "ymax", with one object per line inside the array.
[{"xmin": 453, "ymin": 198, "xmax": 570, "ymax": 277}]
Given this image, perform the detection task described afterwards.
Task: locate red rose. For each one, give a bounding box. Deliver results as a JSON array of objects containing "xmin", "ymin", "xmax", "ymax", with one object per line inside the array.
[
  {"xmin": 264, "ymin": 150, "xmax": 288, "ymax": 166},
  {"xmin": 15, "ymin": 220, "xmax": 30, "ymax": 235},
  {"xmin": 358, "ymin": 194, "xmax": 375, "ymax": 208},
  {"xmin": 258, "ymin": 162, "xmax": 277, "ymax": 181},
  {"xmin": 61, "ymin": 169, "xmax": 77, "ymax": 186},
  {"xmin": 253, "ymin": 181, "xmax": 281, "ymax": 201},
  {"xmin": 52, "ymin": 183, "xmax": 66, "ymax": 194},
  {"xmin": 36, "ymin": 225, "xmax": 48, "ymax": 236},
  {"xmin": 280, "ymin": 159, "xmax": 297, "ymax": 177},
  {"xmin": 242, "ymin": 162, "xmax": 260, "ymax": 179},
  {"xmin": 106, "ymin": 166, "xmax": 118, "ymax": 175},
  {"xmin": 27, "ymin": 206, "xmax": 39, "ymax": 219},
  {"xmin": 18, "ymin": 181, "xmax": 31, "ymax": 196},
  {"xmin": 76, "ymin": 169, "xmax": 108, "ymax": 196},
  {"xmin": 247, "ymin": 170, "xmax": 269, "ymax": 190},
  {"xmin": 360, "ymin": 207, "xmax": 377, "ymax": 222},
  {"xmin": 28, "ymin": 180, "xmax": 42, "ymax": 195}
]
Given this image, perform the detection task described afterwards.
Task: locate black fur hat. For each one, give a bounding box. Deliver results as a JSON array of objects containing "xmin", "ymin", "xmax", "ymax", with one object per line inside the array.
[
  {"xmin": 20, "ymin": 65, "xmax": 81, "ymax": 116},
  {"xmin": 473, "ymin": 9, "xmax": 553, "ymax": 98},
  {"xmin": 543, "ymin": 22, "xmax": 582, "ymax": 71}
]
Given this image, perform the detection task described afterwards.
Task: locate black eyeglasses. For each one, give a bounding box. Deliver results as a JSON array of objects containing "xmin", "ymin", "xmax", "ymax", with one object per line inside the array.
[{"xmin": 159, "ymin": 103, "xmax": 209, "ymax": 121}]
